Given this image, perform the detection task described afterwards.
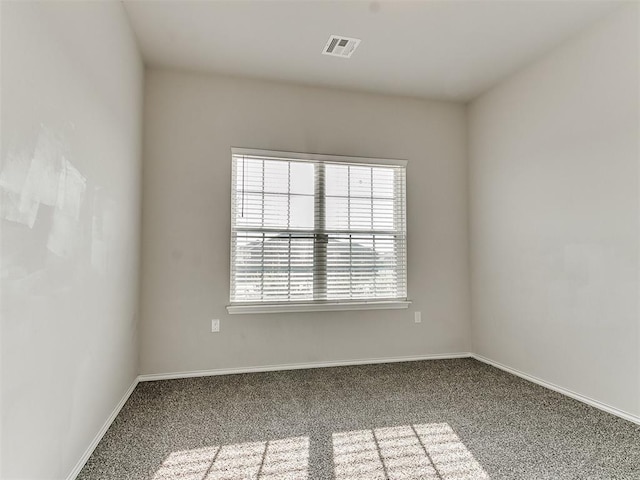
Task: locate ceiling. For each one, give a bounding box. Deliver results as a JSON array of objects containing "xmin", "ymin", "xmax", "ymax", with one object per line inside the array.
[{"xmin": 123, "ymin": 0, "xmax": 621, "ymax": 102}]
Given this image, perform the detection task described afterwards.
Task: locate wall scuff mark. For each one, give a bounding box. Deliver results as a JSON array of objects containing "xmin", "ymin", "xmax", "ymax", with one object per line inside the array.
[
  {"xmin": 1, "ymin": 126, "xmax": 87, "ymax": 258},
  {"xmin": 47, "ymin": 156, "xmax": 86, "ymax": 258}
]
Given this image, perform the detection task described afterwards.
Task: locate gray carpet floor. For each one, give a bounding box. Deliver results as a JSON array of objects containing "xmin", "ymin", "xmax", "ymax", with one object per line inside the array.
[{"xmin": 78, "ymin": 359, "xmax": 640, "ymax": 480}]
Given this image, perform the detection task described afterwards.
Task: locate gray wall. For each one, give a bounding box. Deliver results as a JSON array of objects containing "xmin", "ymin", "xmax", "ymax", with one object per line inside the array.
[
  {"xmin": 0, "ymin": 2, "xmax": 143, "ymax": 478},
  {"xmin": 140, "ymin": 71, "xmax": 470, "ymax": 375},
  {"xmin": 468, "ymin": 5, "xmax": 640, "ymax": 417}
]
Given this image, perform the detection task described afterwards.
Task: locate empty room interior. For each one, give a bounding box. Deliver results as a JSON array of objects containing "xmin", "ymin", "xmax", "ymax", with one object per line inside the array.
[{"xmin": 2, "ymin": 0, "xmax": 640, "ymax": 479}]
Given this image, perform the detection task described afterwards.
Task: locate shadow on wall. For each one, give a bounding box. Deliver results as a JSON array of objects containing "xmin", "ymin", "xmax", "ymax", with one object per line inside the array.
[{"xmin": 152, "ymin": 422, "xmax": 488, "ymax": 480}]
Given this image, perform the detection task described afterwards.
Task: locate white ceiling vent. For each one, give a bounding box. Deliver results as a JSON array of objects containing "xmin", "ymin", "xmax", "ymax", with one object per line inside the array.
[{"xmin": 322, "ymin": 35, "xmax": 361, "ymax": 58}]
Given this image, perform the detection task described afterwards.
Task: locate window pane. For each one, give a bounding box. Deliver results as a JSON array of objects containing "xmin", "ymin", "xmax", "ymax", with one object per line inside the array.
[
  {"xmin": 325, "ymin": 164, "xmax": 348, "ymax": 196},
  {"xmin": 373, "ymin": 198, "xmax": 394, "ymax": 230},
  {"xmin": 349, "ymin": 198, "xmax": 372, "ymax": 229},
  {"xmin": 349, "ymin": 166, "xmax": 371, "ymax": 197},
  {"xmin": 232, "ymin": 232, "xmax": 263, "ymax": 301},
  {"xmin": 235, "ymin": 192, "xmax": 264, "ymax": 227},
  {"xmin": 290, "ymin": 162, "xmax": 314, "ymax": 195},
  {"xmin": 231, "ymin": 232, "xmax": 314, "ymax": 302},
  {"xmin": 242, "ymin": 158, "xmax": 264, "ymax": 191},
  {"xmin": 263, "ymin": 194, "xmax": 289, "ymax": 228},
  {"xmin": 290, "ymin": 237, "xmax": 314, "ymax": 299},
  {"xmin": 290, "ymin": 195, "xmax": 314, "ymax": 229},
  {"xmin": 372, "ymin": 167, "xmax": 394, "ymax": 198},
  {"xmin": 325, "ymin": 196, "xmax": 349, "ymax": 230},
  {"xmin": 325, "ymin": 233, "xmax": 403, "ymax": 300},
  {"xmin": 263, "ymin": 160, "xmax": 289, "ymax": 194}
]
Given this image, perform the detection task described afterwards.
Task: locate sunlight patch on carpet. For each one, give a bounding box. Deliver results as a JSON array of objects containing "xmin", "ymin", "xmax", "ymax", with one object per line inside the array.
[
  {"xmin": 153, "ymin": 436, "xmax": 309, "ymax": 480},
  {"xmin": 333, "ymin": 423, "xmax": 489, "ymax": 480}
]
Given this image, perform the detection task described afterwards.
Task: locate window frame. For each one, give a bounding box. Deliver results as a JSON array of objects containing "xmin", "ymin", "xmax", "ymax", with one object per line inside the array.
[{"xmin": 226, "ymin": 147, "xmax": 411, "ymax": 314}]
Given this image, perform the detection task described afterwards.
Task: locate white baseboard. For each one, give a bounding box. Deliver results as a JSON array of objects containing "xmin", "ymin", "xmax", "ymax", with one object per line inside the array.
[
  {"xmin": 138, "ymin": 352, "xmax": 473, "ymax": 382},
  {"xmin": 472, "ymin": 353, "xmax": 640, "ymax": 426},
  {"xmin": 66, "ymin": 377, "xmax": 140, "ymax": 480}
]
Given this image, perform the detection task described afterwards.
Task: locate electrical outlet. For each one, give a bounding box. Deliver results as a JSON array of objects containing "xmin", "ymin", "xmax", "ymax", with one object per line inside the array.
[
  {"xmin": 414, "ymin": 311, "xmax": 422, "ymax": 323},
  {"xmin": 211, "ymin": 319, "xmax": 220, "ymax": 333}
]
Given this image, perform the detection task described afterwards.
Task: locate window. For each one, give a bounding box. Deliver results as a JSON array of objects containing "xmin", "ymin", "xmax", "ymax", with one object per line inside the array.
[{"xmin": 227, "ymin": 148, "xmax": 409, "ymax": 313}]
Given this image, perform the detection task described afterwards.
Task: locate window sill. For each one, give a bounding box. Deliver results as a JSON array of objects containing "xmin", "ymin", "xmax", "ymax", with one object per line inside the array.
[{"xmin": 226, "ymin": 300, "xmax": 412, "ymax": 315}]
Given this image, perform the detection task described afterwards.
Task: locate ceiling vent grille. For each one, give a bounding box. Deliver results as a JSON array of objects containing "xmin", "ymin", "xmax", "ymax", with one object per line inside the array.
[{"xmin": 322, "ymin": 35, "xmax": 361, "ymax": 58}]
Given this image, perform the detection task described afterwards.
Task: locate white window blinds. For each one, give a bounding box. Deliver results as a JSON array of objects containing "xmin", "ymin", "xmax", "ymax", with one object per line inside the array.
[{"xmin": 230, "ymin": 149, "xmax": 407, "ymax": 306}]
